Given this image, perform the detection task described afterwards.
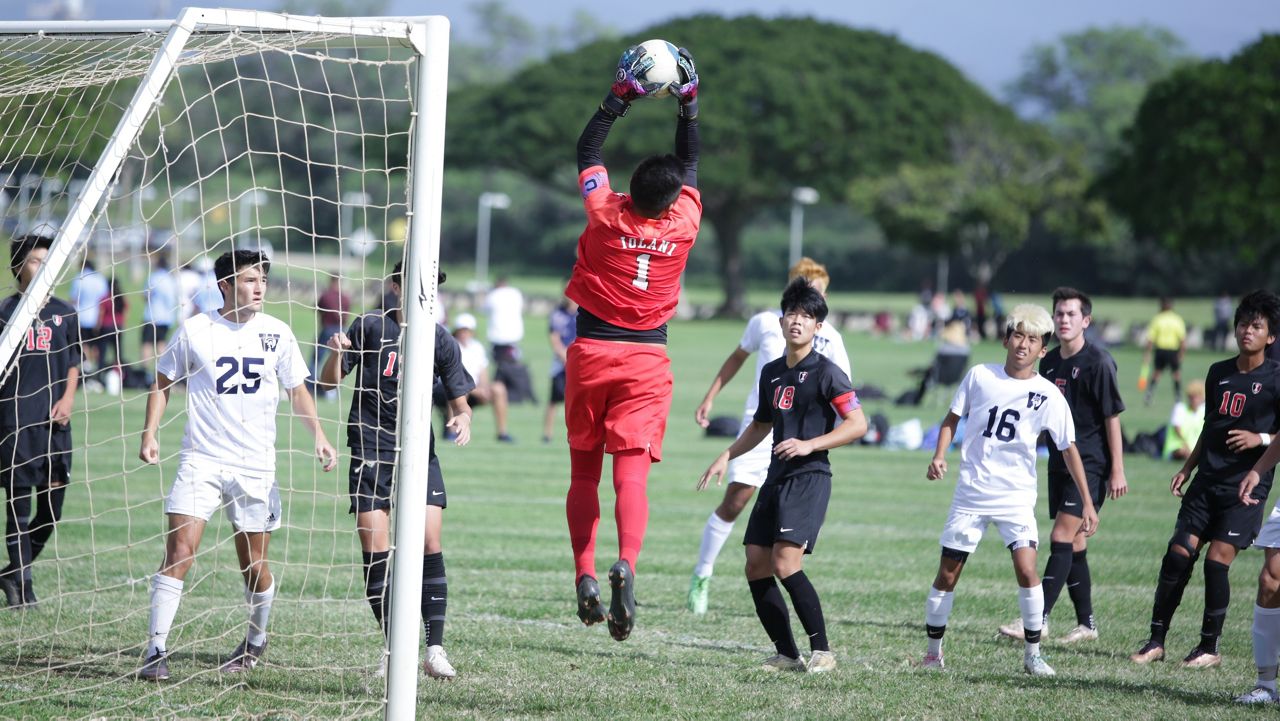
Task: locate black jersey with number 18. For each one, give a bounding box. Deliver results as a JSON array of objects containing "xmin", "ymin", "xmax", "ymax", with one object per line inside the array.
[
  {"xmin": 1195, "ymin": 357, "xmax": 1280, "ymax": 487},
  {"xmin": 752, "ymin": 350, "xmax": 858, "ymax": 485}
]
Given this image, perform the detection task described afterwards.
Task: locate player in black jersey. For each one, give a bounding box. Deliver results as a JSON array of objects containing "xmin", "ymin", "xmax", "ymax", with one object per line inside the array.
[
  {"xmin": 1131, "ymin": 290, "xmax": 1280, "ymax": 669},
  {"xmin": 998, "ymin": 288, "xmax": 1126, "ymax": 644},
  {"xmin": 698, "ymin": 278, "xmax": 866, "ymax": 673},
  {"xmin": 319, "ymin": 262, "xmax": 474, "ymax": 679},
  {"xmin": 0, "ymin": 235, "xmax": 81, "ymax": 609}
]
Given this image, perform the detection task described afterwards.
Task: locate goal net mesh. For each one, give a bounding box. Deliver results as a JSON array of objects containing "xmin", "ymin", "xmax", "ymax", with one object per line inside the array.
[{"xmin": 0, "ymin": 15, "xmax": 425, "ymax": 717}]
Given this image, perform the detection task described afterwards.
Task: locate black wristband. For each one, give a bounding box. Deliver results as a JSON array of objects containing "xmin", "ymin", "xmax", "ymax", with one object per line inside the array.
[
  {"xmin": 600, "ymin": 93, "xmax": 630, "ymax": 117},
  {"xmin": 678, "ymin": 98, "xmax": 698, "ymax": 120}
]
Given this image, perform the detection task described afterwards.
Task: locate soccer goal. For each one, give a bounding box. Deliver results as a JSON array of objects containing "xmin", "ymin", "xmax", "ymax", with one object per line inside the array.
[{"xmin": 0, "ymin": 8, "xmax": 447, "ymax": 717}]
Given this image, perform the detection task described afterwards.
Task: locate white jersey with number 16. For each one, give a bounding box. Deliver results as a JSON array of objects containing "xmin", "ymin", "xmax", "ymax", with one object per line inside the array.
[
  {"xmin": 157, "ymin": 311, "xmax": 309, "ymax": 473},
  {"xmin": 948, "ymin": 363, "xmax": 1075, "ymax": 515}
]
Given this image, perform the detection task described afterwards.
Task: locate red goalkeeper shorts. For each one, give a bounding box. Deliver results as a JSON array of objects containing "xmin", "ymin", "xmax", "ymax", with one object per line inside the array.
[{"xmin": 564, "ymin": 338, "xmax": 672, "ymax": 461}]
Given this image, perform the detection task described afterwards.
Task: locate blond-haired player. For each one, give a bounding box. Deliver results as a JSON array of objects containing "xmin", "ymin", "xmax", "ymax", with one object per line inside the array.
[
  {"xmin": 686, "ymin": 257, "xmax": 851, "ymax": 614},
  {"xmin": 921, "ymin": 305, "xmax": 1097, "ymax": 676}
]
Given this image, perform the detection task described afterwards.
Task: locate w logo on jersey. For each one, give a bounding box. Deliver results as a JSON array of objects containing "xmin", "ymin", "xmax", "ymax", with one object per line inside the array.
[
  {"xmin": 259, "ymin": 333, "xmax": 280, "ymax": 352},
  {"xmin": 1027, "ymin": 392, "xmax": 1048, "ymax": 410}
]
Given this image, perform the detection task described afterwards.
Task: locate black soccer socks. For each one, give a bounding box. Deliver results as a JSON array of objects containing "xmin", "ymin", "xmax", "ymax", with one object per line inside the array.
[
  {"xmin": 781, "ymin": 571, "xmax": 829, "ymax": 653},
  {"xmin": 1067, "ymin": 549, "xmax": 1095, "ymax": 629},
  {"xmin": 361, "ymin": 550, "xmax": 390, "ymax": 634},
  {"xmin": 749, "ymin": 577, "xmax": 799, "ymax": 659},
  {"xmin": 1151, "ymin": 546, "xmax": 1197, "ymax": 644},
  {"xmin": 1040, "ymin": 541, "xmax": 1074, "ymax": 621},
  {"xmin": 422, "ymin": 552, "xmax": 447, "ymax": 647},
  {"xmin": 1201, "ymin": 559, "xmax": 1231, "ymax": 654}
]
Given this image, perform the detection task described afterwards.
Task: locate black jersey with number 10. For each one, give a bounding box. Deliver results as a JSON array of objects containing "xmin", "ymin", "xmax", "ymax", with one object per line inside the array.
[
  {"xmin": 1196, "ymin": 357, "xmax": 1280, "ymax": 487},
  {"xmin": 753, "ymin": 350, "xmax": 857, "ymax": 485}
]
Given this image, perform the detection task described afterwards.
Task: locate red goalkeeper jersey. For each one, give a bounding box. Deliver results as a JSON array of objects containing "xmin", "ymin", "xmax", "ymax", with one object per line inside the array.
[{"xmin": 566, "ymin": 165, "xmax": 702, "ymax": 331}]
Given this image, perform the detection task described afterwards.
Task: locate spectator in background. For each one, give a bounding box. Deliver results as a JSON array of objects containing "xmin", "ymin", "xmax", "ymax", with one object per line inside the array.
[
  {"xmin": 70, "ymin": 257, "xmax": 108, "ymax": 378},
  {"xmin": 95, "ymin": 275, "xmax": 127, "ymax": 391},
  {"xmin": 929, "ymin": 291, "xmax": 951, "ymax": 338},
  {"xmin": 543, "ymin": 289, "xmax": 577, "ymax": 444},
  {"xmin": 191, "ymin": 256, "xmax": 222, "ymax": 315},
  {"xmin": 949, "ymin": 289, "xmax": 972, "ymax": 336},
  {"xmin": 452, "ymin": 313, "xmax": 514, "ymax": 443},
  {"xmin": 974, "ymin": 284, "xmax": 990, "ymax": 341},
  {"xmin": 1213, "ymin": 292, "xmax": 1234, "ymax": 351},
  {"xmin": 141, "ymin": 251, "xmax": 178, "ymax": 383},
  {"xmin": 484, "ymin": 276, "xmax": 535, "ymax": 403},
  {"xmin": 1163, "ymin": 380, "xmax": 1206, "ymax": 461},
  {"xmin": 177, "ymin": 259, "xmax": 203, "ymax": 322},
  {"xmin": 313, "ymin": 275, "xmax": 351, "ymax": 400},
  {"xmin": 1142, "ymin": 297, "xmax": 1187, "ymax": 406}
]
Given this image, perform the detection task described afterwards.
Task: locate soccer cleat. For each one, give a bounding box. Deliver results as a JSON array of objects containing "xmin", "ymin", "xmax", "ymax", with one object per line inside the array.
[
  {"xmin": 1180, "ymin": 647, "xmax": 1221, "ymax": 669},
  {"xmin": 998, "ymin": 619, "xmax": 1047, "ymax": 641},
  {"xmin": 219, "ymin": 638, "xmax": 267, "ymax": 673},
  {"xmin": 607, "ymin": 559, "xmax": 636, "ymax": 642},
  {"xmin": 576, "ymin": 575, "xmax": 606, "ymax": 626},
  {"xmin": 1129, "ymin": 640, "xmax": 1165, "ymax": 664},
  {"xmin": 1023, "ymin": 654, "xmax": 1056, "ymax": 677},
  {"xmin": 1234, "ymin": 686, "xmax": 1280, "ymax": 705},
  {"xmin": 1057, "ymin": 624, "xmax": 1098, "ymax": 644},
  {"xmin": 760, "ymin": 653, "xmax": 806, "ymax": 672},
  {"xmin": 686, "ymin": 573, "xmax": 710, "ymax": 615},
  {"xmin": 920, "ymin": 652, "xmax": 945, "ymax": 670},
  {"xmin": 137, "ymin": 650, "xmax": 170, "ymax": 681},
  {"xmin": 497, "ymin": 433, "xmax": 516, "ymax": 444},
  {"xmin": 424, "ymin": 645, "xmax": 457, "ymax": 680},
  {"xmin": 806, "ymin": 650, "xmax": 837, "ymax": 674},
  {"xmin": 0, "ymin": 574, "xmax": 20, "ymax": 608}
]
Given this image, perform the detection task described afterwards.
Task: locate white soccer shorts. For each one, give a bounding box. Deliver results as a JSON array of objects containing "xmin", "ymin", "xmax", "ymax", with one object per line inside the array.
[
  {"xmin": 939, "ymin": 507, "xmax": 1039, "ymax": 554},
  {"xmin": 164, "ymin": 459, "xmax": 282, "ymax": 533},
  {"xmin": 1255, "ymin": 505, "xmax": 1280, "ymax": 549},
  {"xmin": 727, "ymin": 415, "xmax": 770, "ymax": 488}
]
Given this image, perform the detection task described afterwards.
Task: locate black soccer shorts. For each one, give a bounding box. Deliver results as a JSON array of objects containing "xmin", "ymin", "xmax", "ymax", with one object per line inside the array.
[
  {"xmin": 549, "ymin": 371, "xmax": 567, "ymax": 404},
  {"xmin": 348, "ymin": 452, "xmax": 445, "ymax": 514},
  {"xmin": 1047, "ymin": 470, "xmax": 1106, "ymax": 519},
  {"xmin": 743, "ymin": 471, "xmax": 832, "ymax": 554},
  {"xmin": 1176, "ymin": 477, "xmax": 1267, "ymax": 549},
  {"xmin": 1154, "ymin": 348, "xmax": 1181, "ymax": 372}
]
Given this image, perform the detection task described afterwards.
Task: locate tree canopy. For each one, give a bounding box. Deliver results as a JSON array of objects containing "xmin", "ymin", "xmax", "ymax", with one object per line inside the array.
[
  {"xmin": 1099, "ymin": 34, "xmax": 1280, "ymax": 278},
  {"xmin": 1005, "ymin": 25, "xmax": 1191, "ymax": 170},
  {"xmin": 446, "ymin": 14, "xmax": 1023, "ymax": 314}
]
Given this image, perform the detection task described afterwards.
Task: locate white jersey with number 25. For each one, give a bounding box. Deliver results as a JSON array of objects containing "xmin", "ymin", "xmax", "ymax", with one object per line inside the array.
[
  {"xmin": 157, "ymin": 311, "xmax": 309, "ymax": 473},
  {"xmin": 948, "ymin": 363, "xmax": 1075, "ymax": 515}
]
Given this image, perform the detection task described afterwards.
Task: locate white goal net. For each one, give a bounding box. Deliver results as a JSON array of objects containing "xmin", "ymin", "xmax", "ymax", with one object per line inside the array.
[{"xmin": 0, "ymin": 9, "xmax": 447, "ymax": 718}]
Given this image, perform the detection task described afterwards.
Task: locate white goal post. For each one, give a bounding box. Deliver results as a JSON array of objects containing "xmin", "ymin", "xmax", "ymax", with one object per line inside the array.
[{"xmin": 0, "ymin": 8, "xmax": 447, "ymax": 718}]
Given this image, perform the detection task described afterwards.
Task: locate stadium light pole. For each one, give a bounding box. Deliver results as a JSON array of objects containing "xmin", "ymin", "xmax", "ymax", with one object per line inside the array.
[
  {"xmin": 789, "ymin": 186, "xmax": 819, "ymax": 268},
  {"xmin": 473, "ymin": 190, "xmax": 510, "ymax": 289}
]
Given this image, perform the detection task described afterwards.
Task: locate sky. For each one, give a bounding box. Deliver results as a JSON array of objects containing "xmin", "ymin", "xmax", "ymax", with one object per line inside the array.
[{"xmin": 6, "ymin": 0, "xmax": 1279, "ymax": 96}]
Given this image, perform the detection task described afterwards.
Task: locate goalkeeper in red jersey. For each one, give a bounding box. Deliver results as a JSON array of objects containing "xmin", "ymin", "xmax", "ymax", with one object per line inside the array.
[{"xmin": 564, "ymin": 44, "xmax": 699, "ymax": 641}]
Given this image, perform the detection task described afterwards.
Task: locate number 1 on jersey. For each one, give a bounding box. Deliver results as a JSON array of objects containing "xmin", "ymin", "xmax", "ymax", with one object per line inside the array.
[{"xmin": 631, "ymin": 253, "xmax": 651, "ymax": 290}]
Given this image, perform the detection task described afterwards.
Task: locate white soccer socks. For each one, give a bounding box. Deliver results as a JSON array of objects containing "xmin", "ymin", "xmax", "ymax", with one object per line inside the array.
[
  {"xmin": 246, "ymin": 582, "xmax": 276, "ymax": 647},
  {"xmin": 1019, "ymin": 584, "xmax": 1046, "ymax": 659},
  {"xmin": 1252, "ymin": 604, "xmax": 1280, "ymax": 691},
  {"xmin": 694, "ymin": 511, "xmax": 735, "ymax": 578},
  {"xmin": 147, "ymin": 574, "xmax": 184, "ymax": 656},
  {"xmin": 925, "ymin": 586, "xmax": 954, "ymax": 656}
]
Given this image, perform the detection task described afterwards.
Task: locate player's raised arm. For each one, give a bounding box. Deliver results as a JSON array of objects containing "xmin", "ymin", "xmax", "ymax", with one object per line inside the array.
[
  {"xmin": 288, "ymin": 383, "xmax": 337, "ymax": 471},
  {"xmin": 139, "ymin": 373, "xmax": 176, "ymax": 464},
  {"xmin": 671, "ymin": 47, "xmax": 699, "ymax": 187},
  {"xmin": 576, "ymin": 47, "xmax": 647, "ymax": 173},
  {"xmin": 695, "ymin": 347, "xmax": 750, "ymax": 428},
  {"xmin": 927, "ymin": 412, "xmax": 960, "ymax": 480}
]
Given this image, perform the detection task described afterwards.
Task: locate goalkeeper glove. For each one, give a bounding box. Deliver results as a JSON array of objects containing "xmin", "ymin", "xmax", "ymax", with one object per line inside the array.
[
  {"xmin": 673, "ymin": 47, "xmax": 699, "ymax": 119},
  {"xmin": 602, "ymin": 45, "xmax": 647, "ymax": 116}
]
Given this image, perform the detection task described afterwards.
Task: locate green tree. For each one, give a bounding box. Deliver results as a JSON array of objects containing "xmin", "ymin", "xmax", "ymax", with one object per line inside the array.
[
  {"xmin": 1099, "ymin": 35, "xmax": 1280, "ymax": 280},
  {"xmin": 1006, "ymin": 25, "xmax": 1191, "ymax": 170},
  {"xmin": 446, "ymin": 14, "xmax": 1020, "ymax": 315},
  {"xmin": 851, "ymin": 125, "xmax": 1105, "ymax": 288}
]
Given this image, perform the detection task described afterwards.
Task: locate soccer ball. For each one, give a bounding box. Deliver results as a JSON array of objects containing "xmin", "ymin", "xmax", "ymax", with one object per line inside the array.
[{"xmin": 622, "ymin": 39, "xmax": 684, "ymax": 99}]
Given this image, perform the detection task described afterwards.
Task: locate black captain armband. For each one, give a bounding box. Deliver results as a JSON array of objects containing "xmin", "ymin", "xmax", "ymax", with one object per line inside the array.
[{"xmin": 600, "ymin": 93, "xmax": 630, "ymax": 117}]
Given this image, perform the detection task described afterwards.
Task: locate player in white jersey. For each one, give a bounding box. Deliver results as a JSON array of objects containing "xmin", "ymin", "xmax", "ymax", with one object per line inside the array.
[
  {"xmin": 136, "ymin": 250, "xmax": 337, "ymax": 681},
  {"xmin": 687, "ymin": 258, "xmax": 851, "ymax": 614},
  {"xmin": 920, "ymin": 304, "xmax": 1097, "ymax": 677}
]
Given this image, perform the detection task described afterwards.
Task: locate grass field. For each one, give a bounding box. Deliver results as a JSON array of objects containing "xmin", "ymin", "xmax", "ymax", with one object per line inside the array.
[{"xmin": 0, "ymin": 314, "xmax": 1269, "ymax": 719}]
